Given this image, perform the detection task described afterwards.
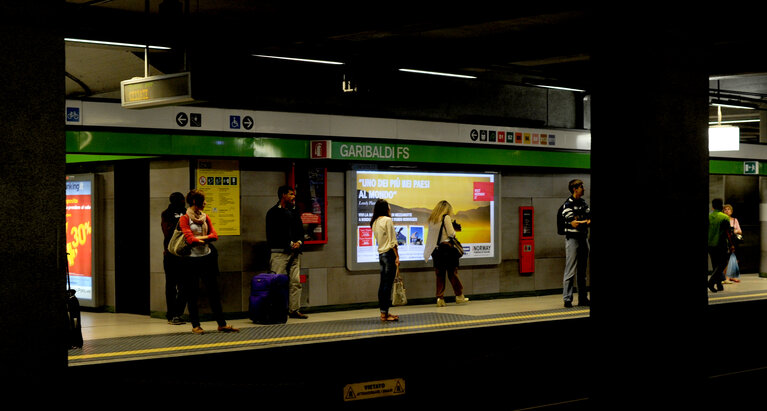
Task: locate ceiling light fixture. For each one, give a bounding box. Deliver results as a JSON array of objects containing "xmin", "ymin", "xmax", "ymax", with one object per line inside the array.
[
  {"xmin": 709, "ymin": 103, "xmax": 740, "ymax": 152},
  {"xmin": 65, "ymin": 37, "xmax": 170, "ymax": 50},
  {"xmin": 252, "ymin": 54, "xmax": 344, "ymax": 65},
  {"xmin": 529, "ymin": 83, "xmax": 586, "ymax": 93},
  {"xmin": 398, "ymin": 68, "xmax": 476, "ymax": 79},
  {"xmin": 709, "ymin": 126, "xmax": 740, "ymax": 151},
  {"xmin": 708, "ymin": 118, "xmax": 760, "ymax": 125},
  {"xmin": 710, "ymin": 99, "xmax": 757, "ymax": 110}
]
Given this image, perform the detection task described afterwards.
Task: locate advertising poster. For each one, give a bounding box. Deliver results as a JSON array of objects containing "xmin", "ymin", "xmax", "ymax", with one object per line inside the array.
[
  {"xmin": 196, "ymin": 159, "xmax": 240, "ymax": 235},
  {"xmin": 65, "ymin": 177, "xmax": 94, "ymax": 301},
  {"xmin": 350, "ymin": 170, "xmax": 498, "ymax": 269}
]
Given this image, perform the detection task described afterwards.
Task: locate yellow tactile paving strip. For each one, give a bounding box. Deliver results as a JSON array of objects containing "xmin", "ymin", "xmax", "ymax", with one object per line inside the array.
[
  {"xmin": 67, "ymin": 285, "xmax": 767, "ymax": 366},
  {"xmin": 68, "ymin": 308, "xmax": 589, "ymax": 365}
]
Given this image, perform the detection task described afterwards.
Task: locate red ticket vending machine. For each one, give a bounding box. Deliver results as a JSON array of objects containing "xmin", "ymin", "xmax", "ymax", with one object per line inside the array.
[{"xmin": 519, "ymin": 207, "xmax": 535, "ymax": 274}]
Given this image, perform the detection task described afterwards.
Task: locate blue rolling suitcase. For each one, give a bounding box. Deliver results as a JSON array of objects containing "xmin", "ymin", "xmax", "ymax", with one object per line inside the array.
[{"xmin": 249, "ymin": 272, "xmax": 289, "ymax": 324}]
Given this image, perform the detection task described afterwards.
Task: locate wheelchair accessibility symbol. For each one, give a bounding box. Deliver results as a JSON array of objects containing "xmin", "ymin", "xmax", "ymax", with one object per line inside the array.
[{"xmin": 230, "ymin": 115, "xmax": 253, "ymax": 130}]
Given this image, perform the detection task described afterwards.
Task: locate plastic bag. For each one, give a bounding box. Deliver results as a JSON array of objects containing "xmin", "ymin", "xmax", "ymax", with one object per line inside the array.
[{"xmin": 725, "ymin": 253, "xmax": 740, "ymax": 279}]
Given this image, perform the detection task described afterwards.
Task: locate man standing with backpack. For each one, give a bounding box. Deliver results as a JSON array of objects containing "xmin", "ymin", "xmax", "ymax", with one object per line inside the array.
[{"xmin": 560, "ymin": 179, "xmax": 591, "ymax": 308}]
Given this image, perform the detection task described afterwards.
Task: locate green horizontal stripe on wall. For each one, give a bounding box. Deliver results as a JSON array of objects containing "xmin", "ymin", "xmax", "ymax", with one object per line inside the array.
[
  {"xmin": 65, "ymin": 130, "xmax": 581, "ymax": 168},
  {"xmin": 710, "ymin": 159, "xmax": 766, "ymax": 175},
  {"xmin": 408, "ymin": 144, "xmax": 590, "ymax": 168},
  {"xmin": 66, "ymin": 131, "xmax": 307, "ymax": 159},
  {"xmin": 67, "ymin": 131, "xmax": 175, "ymax": 155},
  {"xmin": 67, "ymin": 131, "xmax": 767, "ymax": 173},
  {"xmin": 67, "ymin": 154, "xmax": 157, "ymax": 163}
]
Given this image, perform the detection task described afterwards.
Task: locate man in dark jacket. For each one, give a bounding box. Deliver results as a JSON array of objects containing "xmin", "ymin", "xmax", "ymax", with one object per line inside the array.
[
  {"xmin": 266, "ymin": 185, "xmax": 308, "ymax": 319},
  {"xmin": 161, "ymin": 192, "xmax": 187, "ymax": 324},
  {"xmin": 561, "ymin": 179, "xmax": 591, "ymax": 308}
]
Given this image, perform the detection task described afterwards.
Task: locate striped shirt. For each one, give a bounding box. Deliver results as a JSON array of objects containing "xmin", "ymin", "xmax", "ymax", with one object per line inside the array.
[{"xmin": 562, "ymin": 196, "xmax": 590, "ymax": 238}]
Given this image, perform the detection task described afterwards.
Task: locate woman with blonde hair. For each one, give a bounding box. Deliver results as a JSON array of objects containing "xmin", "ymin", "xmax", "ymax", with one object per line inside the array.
[
  {"xmin": 423, "ymin": 200, "xmax": 469, "ymax": 307},
  {"xmin": 723, "ymin": 204, "xmax": 742, "ymax": 283}
]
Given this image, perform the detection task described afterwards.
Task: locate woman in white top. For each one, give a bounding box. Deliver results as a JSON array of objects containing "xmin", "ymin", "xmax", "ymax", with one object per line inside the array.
[
  {"xmin": 424, "ymin": 200, "xmax": 468, "ymax": 307},
  {"xmin": 371, "ymin": 199, "xmax": 400, "ymax": 321}
]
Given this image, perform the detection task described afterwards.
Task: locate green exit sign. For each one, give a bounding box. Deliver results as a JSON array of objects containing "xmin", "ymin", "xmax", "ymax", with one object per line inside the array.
[
  {"xmin": 120, "ymin": 72, "xmax": 193, "ymax": 109},
  {"xmin": 744, "ymin": 161, "xmax": 760, "ymax": 175}
]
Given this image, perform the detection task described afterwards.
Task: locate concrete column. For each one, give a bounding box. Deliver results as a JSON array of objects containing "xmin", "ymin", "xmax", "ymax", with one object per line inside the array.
[
  {"xmin": 760, "ymin": 112, "xmax": 767, "ymax": 274},
  {"xmin": 590, "ymin": 10, "xmax": 709, "ymax": 407},
  {"xmin": 760, "ymin": 177, "xmax": 767, "ymax": 276},
  {"xmin": 0, "ymin": 4, "xmax": 66, "ymax": 388}
]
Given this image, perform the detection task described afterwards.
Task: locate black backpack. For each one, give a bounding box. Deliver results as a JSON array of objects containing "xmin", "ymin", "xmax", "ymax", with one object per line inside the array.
[{"xmin": 556, "ymin": 201, "xmax": 567, "ymax": 235}]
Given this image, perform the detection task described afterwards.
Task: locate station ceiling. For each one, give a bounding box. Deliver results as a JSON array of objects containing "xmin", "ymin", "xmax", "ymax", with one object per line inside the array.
[{"xmin": 64, "ymin": 1, "xmax": 767, "ymax": 141}]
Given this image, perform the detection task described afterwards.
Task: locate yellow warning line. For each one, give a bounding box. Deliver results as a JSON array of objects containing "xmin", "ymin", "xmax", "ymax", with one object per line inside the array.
[
  {"xmin": 68, "ymin": 309, "xmax": 588, "ymax": 361},
  {"xmin": 710, "ymin": 292, "xmax": 767, "ymax": 302}
]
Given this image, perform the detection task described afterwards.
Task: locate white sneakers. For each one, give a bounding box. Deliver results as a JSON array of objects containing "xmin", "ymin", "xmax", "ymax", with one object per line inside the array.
[{"xmin": 436, "ymin": 295, "xmax": 470, "ymax": 307}]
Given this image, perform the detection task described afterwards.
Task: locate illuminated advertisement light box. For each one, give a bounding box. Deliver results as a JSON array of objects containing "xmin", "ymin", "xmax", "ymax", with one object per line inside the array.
[
  {"xmin": 346, "ymin": 170, "xmax": 500, "ymax": 271},
  {"xmin": 66, "ymin": 174, "xmax": 100, "ymax": 307}
]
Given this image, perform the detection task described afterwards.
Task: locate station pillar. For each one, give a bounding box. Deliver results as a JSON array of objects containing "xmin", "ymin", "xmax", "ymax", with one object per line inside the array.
[
  {"xmin": 590, "ymin": 9, "xmax": 710, "ymax": 407},
  {"xmin": 0, "ymin": 3, "xmax": 66, "ymax": 389}
]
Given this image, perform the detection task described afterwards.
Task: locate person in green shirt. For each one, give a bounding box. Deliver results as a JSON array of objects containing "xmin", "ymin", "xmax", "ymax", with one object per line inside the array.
[{"xmin": 708, "ymin": 198, "xmax": 734, "ymax": 293}]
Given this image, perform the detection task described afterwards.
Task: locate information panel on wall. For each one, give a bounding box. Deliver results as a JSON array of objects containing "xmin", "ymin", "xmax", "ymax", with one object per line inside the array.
[
  {"xmin": 65, "ymin": 174, "xmax": 99, "ymax": 307},
  {"xmin": 346, "ymin": 170, "xmax": 500, "ymax": 271},
  {"xmin": 195, "ymin": 159, "xmax": 241, "ymax": 235}
]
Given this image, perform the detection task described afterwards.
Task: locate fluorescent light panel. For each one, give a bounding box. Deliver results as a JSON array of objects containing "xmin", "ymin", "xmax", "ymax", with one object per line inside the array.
[
  {"xmin": 65, "ymin": 37, "xmax": 170, "ymax": 50},
  {"xmin": 530, "ymin": 83, "xmax": 586, "ymax": 93},
  {"xmin": 708, "ymin": 119, "xmax": 760, "ymax": 125},
  {"xmin": 710, "ymin": 99, "xmax": 756, "ymax": 110},
  {"xmin": 398, "ymin": 68, "xmax": 476, "ymax": 79},
  {"xmin": 252, "ymin": 54, "xmax": 344, "ymax": 65}
]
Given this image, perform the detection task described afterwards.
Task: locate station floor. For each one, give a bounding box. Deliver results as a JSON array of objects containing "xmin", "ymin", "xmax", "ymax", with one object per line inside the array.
[{"xmin": 68, "ymin": 273, "xmax": 767, "ymax": 367}]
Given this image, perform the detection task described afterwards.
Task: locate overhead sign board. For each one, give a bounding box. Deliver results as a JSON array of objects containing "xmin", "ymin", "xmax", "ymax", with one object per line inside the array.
[{"xmin": 121, "ymin": 72, "xmax": 193, "ymax": 109}]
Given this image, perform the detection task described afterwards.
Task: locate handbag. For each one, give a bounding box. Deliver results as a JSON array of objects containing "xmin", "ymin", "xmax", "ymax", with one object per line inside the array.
[
  {"xmin": 430, "ymin": 215, "xmax": 464, "ymax": 262},
  {"xmin": 449, "ymin": 236, "xmax": 464, "ymax": 257},
  {"xmin": 167, "ymin": 219, "xmax": 191, "ymax": 257},
  {"xmin": 391, "ymin": 268, "xmax": 407, "ymax": 306}
]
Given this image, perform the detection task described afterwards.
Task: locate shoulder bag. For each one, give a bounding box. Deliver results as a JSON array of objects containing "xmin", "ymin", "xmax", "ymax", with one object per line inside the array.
[{"xmin": 167, "ymin": 219, "xmax": 191, "ymax": 257}]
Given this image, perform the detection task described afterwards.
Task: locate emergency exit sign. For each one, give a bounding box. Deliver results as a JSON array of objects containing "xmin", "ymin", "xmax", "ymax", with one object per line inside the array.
[{"xmin": 744, "ymin": 161, "xmax": 759, "ymax": 175}]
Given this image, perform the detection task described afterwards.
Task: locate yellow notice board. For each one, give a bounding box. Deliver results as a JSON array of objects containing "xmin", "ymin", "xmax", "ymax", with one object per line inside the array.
[
  {"xmin": 195, "ymin": 159, "xmax": 240, "ymax": 235},
  {"xmin": 344, "ymin": 378, "xmax": 405, "ymax": 401}
]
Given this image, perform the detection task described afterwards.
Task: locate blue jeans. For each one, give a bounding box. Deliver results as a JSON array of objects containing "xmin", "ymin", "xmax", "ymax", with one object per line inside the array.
[{"xmin": 378, "ymin": 249, "xmax": 397, "ymax": 314}]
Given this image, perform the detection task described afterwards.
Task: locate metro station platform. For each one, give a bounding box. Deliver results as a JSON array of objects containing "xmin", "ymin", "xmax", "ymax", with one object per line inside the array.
[{"xmin": 67, "ymin": 274, "xmax": 767, "ymax": 408}]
